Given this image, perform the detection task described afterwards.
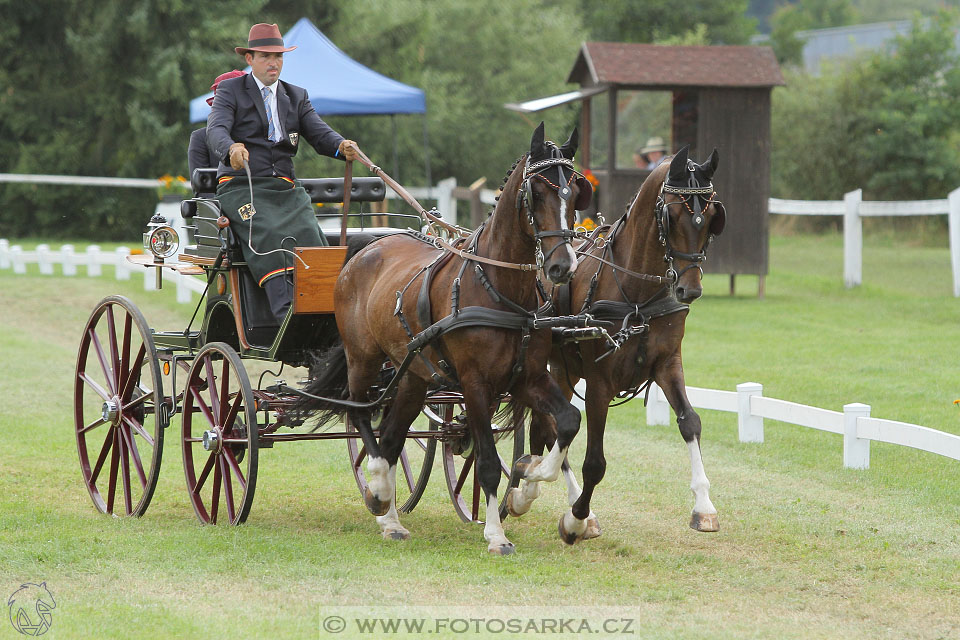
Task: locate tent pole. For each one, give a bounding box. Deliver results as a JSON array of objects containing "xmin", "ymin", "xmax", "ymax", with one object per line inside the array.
[
  {"xmin": 391, "ymin": 115, "xmax": 400, "ymax": 183},
  {"xmin": 422, "ymin": 112, "xmax": 432, "ymax": 198}
]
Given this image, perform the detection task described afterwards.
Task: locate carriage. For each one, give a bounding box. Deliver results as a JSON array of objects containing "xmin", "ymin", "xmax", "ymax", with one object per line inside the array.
[{"xmin": 73, "ymin": 167, "xmax": 527, "ymax": 527}]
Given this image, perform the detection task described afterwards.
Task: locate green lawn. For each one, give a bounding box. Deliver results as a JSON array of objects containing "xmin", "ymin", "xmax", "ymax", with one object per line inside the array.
[{"xmin": 0, "ymin": 234, "xmax": 958, "ymax": 639}]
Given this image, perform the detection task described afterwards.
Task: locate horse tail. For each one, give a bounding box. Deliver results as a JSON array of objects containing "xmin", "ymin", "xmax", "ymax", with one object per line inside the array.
[
  {"xmin": 494, "ymin": 394, "xmax": 530, "ymax": 446},
  {"xmin": 295, "ymin": 341, "xmax": 351, "ymax": 428}
]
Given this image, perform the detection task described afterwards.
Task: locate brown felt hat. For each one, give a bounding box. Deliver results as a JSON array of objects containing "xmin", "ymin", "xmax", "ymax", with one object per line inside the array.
[{"xmin": 235, "ymin": 23, "xmax": 296, "ymax": 55}]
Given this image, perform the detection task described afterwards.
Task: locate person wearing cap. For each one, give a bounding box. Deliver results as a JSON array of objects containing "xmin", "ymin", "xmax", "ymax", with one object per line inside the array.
[
  {"xmin": 188, "ymin": 70, "xmax": 246, "ymax": 175},
  {"xmin": 207, "ymin": 23, "xmax": 361, "ymax": 325},
  {"xmin": 635, "ymin": 136, "xmax": 668, "ymax": 170}
]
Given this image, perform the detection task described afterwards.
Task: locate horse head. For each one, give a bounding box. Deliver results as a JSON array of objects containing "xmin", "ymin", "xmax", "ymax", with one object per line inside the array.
[
  {"xmin": 516, "ymin": 122, "xmax": 592, "ymax": 285},
  {"xmin": 657, "ymin": 146, "xmax": 725, "ymax": 303}
]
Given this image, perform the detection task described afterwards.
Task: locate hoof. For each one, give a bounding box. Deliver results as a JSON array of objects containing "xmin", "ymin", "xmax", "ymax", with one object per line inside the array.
[
  {"xmin": 690, "ymin": 512, "xmax": 720, "ymax": 532},
  {"xmin": 505, "ymin": 488, "xmax": 530, "ymax": 518},
  {"xmin": 512, "ymin": 454, "xmax": 541, "ymax": 479},
  {"xmin": 488, "ymin": 542, "xmax": 515, "ymax": 556},
  {"xmin": 363, "ymin": 487, "xmax": 391, "ymax": 516},
  {"xmin": 583, "ymin": 516, "xmax": 602, "ymax": 540},
  {"xmin": 382, "ymin": 529, "xmax": 410, "ymax": 541},
  {"xmin": 558, "ymin": 514, "xmax": 584, "ymax": 546}
]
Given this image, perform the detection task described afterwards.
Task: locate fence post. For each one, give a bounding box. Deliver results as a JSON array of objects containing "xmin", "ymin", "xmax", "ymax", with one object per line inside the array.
[
  {"xmin": 843, "ymin": 403, "xmax": 871, "ymax": 470},
  {"xmin": 645, "ymin": 382, "xmax": 671, "ymax": 426},
  {"xmin": 62, "ymin": 244, "xmax": 76, "ymax": 276},
  {"xmin": 175, "ymin": 272, "xmax": 193, "ymax": 304},
  {"xmin": 114, "ymin": 247, "xmax": 131, "ymax": 280},
  {"xmin": 144, "ymin": 263, "xmax": 157, "ymax": 291},
  {"xmin": 37, "ymin": 244, "xmax": 53, "ymax": 275},
  {"xmin": 737, "ymin": 382, "xmax": 764, "ymax": 443},
  {"xmin": 948, "ymin": 187, "xmax": 960, "ymax": 297},
  {"xmin": 86, "ymin": 245, "xmax": 102, "ymax": 277},
  {"xmin": 11, "ymin": 245, "xmax": 25, "ymax": 274},
  {"xmin": 0, "ymin": 239, "xmax": 9, "ymax": 269},
  {"xmin": 843, "ymin": 189, "xmax": 862, "ymax": 288},
  {"xmin": 436, "ymin": 177, "xmax": 457, "ymax": 227}
]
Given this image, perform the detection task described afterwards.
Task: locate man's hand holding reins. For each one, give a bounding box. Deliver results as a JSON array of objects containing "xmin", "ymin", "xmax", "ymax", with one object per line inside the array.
[
  {"xmin": 229, "ymin": 142, "xmax": 249, "ymax": 170},
  {"xmin": 339, "ymin": 139, "xmax": 360, "ymax": 162}
]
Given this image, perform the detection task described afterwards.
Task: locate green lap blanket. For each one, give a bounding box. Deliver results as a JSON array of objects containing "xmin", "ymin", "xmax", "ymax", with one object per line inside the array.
[{"xmin": 217, "ymin": 177, "xmax": 327, "ymax": 285}]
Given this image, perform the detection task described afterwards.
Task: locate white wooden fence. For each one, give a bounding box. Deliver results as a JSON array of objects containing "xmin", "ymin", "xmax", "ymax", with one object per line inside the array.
[
  {"xmin": 768, "ymin": 188, "xmax": 960, "ymax": 296},
  {"xmin": 0, "ymin": 239, "xmax": 207, "ymax": 304},
  {"xmin": 636, "ymin": 381, "xmax": 960, "ymax": 471}
]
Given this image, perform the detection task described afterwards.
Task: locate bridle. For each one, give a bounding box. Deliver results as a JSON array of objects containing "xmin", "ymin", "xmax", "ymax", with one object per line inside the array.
[
  {"xmin": 515, "ymin": 145, "xmax": 582, "ymax": 269},
  {"xmin": 655, "ymin": 160, "xmax": 722, "ymax": 283}
]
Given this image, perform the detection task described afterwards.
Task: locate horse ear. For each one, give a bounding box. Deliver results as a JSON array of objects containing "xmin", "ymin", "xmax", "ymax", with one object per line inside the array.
[
  {"xmin": 698, "ymin": 148, "xmax": 719, "ymax": 178},
  {"xmin": 668, "ymin": 145, "xmax": 690, "ymax": 182},
  {"xmin": 530, "ymin": 121, "xmax": 546, "ymax": 158},
  {"xmin": 559, "ymin": 127, "xmax": 579, "ymax": 159}
]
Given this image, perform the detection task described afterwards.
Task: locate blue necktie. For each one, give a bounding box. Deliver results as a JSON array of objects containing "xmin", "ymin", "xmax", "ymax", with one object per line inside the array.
[{"xmin": 262, "ymin": 86, "xmax": 280, "ymax": 142}]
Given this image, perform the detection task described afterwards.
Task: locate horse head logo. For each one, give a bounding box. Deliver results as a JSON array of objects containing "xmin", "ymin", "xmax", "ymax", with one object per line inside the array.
[{"xmin": 7, "ymin": 583, "xmax": 56, "ymax": 636}]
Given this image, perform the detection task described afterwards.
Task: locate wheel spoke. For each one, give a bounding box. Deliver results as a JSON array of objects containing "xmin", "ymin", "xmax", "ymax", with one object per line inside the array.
[
  {"xmin": 106, "ymin": 428, "xmax": 120, "ymax": 513},
  {"xmin": 471, "ymin": 470, "xmax": 481, "ymax": 521},
  {"xmin": 80, "ymin": 416, "xmax": 107, "ymax": 435},
  {"xmin": 399, "ymin": 449, "xmax": 415, "ymax": 493},
  {"xmin": 122, "ymin": 415, "xmax": 155, "ymax": 447},
  {"xmin": 194, "ymin": 451, "xmax": 217, "ymax": 495},
  {"xmin": 210, "ymin": 460, "xmax": 221, "ymax": 524},
  {"xmin": 354, "ymin": 444, "xmax": 367, "ymax": 470},
  {"xmin": 79, "ymin": 372, "xmax": 112, "ymax": 402},
  {"xmin": 119, "ymin": 424, "xmax": 133, "ymax": 515},
  {"xmin": 221, "ymin": 392, "xmax": 243, "ymax": 435},
  {"xmin": 121, "ymin": 389, "xmax": 151, "ymax": 412},
  {"xmin": 220, "ymin": 456, "xmax": 236, "ymax": 523},
  {"xmin": 222, "ymin": 448, "xmax": 247, "ymax": 490},
  {"xmin": 204, "ymin": 357, "xmax": 220, "ymax": 425},
  {"xmin": 119, "ymin": 311, "xmax": 133, "ymax": 398},
  {"xmin": 89, "ymin": 330, "xmax": 116, "ymax": 395},
  {"xmin": 190, "ymin": 386, "xmax": 216, "ymax": 428},
  {"xmin": 89, "ymin": 427, "xmax": 116, "ymax": 485},
  {"xmin": 119, "ymin": 422, "xmax": 148, "ymax": 489},
  {"xmin": 105, "ymin": 306, "xmax": 120, "ymax": 388},
  {"xmin": 120, "ymin": 344, "xmax": 146, "ymax": 403},
  {"xmin": 454, "ymin": 453, "xmax": 474, "ymax": 494},
  {"xmin": 219, "ymin": 359, "xmax": 231, "ymax": 426}
]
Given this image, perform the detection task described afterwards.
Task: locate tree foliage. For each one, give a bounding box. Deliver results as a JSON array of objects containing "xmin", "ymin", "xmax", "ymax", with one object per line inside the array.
[
  {"xmin": 772, "ymin": 10, "xmax": 960, "ymax": 202},
  {"xmin": 769, "ymin": 0, "xmax": 856, "ymax": 66},
  {"xmin": 578, "ymin": 0, "xmax": 756, "ymax": 45}
]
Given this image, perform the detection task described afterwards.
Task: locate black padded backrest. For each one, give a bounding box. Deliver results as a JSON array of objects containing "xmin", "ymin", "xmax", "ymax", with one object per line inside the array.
[
  {"xmin": 300, "ymin": 177, "xmax": 386, "ymax": 203},
  {"xmin": 192, "ymin": 168, "xmax": 219, "ymax": 196}
]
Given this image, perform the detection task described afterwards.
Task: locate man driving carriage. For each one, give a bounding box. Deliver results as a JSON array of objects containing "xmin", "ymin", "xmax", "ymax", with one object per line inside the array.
[{"xmin": 207, "ymin": 22, "xmax": 361, "ymax": 324}]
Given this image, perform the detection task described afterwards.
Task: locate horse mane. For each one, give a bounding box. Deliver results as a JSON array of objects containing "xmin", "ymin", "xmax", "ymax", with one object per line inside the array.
[
  {"xmin": 489, "ymin": 154, "xmax": 528, "ymax": 218},
  {"xmin": 604, "ymin": 156, "xmax": 673, "ymax": 244}
]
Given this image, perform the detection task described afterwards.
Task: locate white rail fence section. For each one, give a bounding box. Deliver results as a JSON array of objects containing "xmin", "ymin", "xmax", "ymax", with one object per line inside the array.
[
  {"xmin": 4, "ymin": 237, "xmax": 958, "ymax": 472},
  {"xmin": 768, "ymin": 187, "xmax": 960, "ymax": 296},
  {"xmin": 639, "ymin": 381, "xmax": 960, "ymax": 470}
]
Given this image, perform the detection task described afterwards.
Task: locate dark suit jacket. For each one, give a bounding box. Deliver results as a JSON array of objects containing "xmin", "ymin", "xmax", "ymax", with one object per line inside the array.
[
  {"xmin": 187, "ymin": 127, "xmax": 214, "ymax": 176},
  {"xmin": 206, "ymin": 74, "xmax": 345, "ymax": 181}
]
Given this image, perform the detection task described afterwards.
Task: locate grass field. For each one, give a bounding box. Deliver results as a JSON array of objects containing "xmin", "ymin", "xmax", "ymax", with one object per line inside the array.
[{"xmin": 1, "ymin": 233, "xmax": 958, "ymax": 639}]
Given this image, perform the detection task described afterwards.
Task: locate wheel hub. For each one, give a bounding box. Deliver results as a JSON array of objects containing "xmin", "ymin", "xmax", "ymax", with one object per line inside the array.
[
  {"xmin": 101, "ymin": 399, "xmax": 120, "ymax": 425},
  {"xmin": 202, "ymin": 429, "xmax": 222, "ymax": 453}
]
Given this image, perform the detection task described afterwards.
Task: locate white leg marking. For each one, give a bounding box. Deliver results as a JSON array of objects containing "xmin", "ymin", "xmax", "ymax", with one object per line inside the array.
[
  {"xmin": 367, "ymin": 456, "xmax": 391, "ymax": 501},
  {"xmin": 483, "ymin": 494, "xmax": 514, "ymax": 554},
  {"xmin": 507, "ymin": 478, "xmax": 541, "ymax": 516},
  {"xmin": 688, "ymin": 440, "xmax": 717, "ymax": 515},
  {"xmin": 375, "ymin": 464, "xmax": 410, "ymax": 540},
  {"xmin": 524, "ymin": 442, "xmax": 566, "ymax": 483}
]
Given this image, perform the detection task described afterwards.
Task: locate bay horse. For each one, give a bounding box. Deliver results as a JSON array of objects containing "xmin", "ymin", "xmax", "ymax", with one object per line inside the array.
[
  {"xmin": 300, "ymin": 123, "xmax": 593, "ymax": 554},
  {"xmin": 510, "ymin": 146, "xmax": 726, "ymax": 543}
]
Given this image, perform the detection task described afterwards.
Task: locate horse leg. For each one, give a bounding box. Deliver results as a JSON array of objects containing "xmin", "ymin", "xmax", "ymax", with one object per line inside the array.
[
  {"xmin": 505, "ymin": 409, "xmax": 549, "ymax": 517},
  {"xmin": 344, "ymin": 352, "xmax": 391, "ymax": 516},
  {"xmin": 368, "ymin": 375, "xmax": 430, "ymax": 541},
  {"xmin": 558, "ymin": 386, "xmax": 608, "ymax": 544},
  {"xmin": 656, "ymin": 364, "xmax": 719, "ymax": 532},
  {"xmin": 513, "ymin": 373, "xmax": 580, "ymax": 485}
]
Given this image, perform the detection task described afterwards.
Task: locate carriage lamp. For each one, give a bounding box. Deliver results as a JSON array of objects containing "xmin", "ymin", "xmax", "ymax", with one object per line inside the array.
[{"xmin": 143, "ymin": 213, "xmax": 180, "ymax": 289}]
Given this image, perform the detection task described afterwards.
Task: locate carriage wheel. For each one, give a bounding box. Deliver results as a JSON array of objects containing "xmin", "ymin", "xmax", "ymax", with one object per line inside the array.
[
  {"xmin": 439, "ymin": 402, "xmax": 526, "ymax": 523},
  {"xmin": 181, "ymin": 342, "xmax": 258, "ymax": 525},
  {"xmin": 346, "ymin": 411, "xmax": 436, "ymax": 514},
  {"xmin": 74, "ymin": 295, "xmax": 166, "ymax": 518}
]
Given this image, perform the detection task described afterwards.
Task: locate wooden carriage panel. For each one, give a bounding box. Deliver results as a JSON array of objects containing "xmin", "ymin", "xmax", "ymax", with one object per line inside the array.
[
  {"xmin": 293, "ymin": 246, "xmax": 348, "ymax": 314},
  {"xmin": 696, "ymin": 88, "xmax": 770, "ymax": 276}
]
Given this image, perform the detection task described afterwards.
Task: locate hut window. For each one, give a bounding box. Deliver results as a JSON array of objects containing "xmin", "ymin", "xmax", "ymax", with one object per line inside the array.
[{"xmin": 616, "ymin": 90, "xmax": 672, "ymax": 170}]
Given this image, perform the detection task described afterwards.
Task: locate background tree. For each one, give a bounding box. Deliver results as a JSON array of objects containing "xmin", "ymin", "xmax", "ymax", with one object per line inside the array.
[
  {"xmin": 769, "ymin": 0, "xmax": 857, "ymax": 65},
  {"xmin": 578, "ymin": 0, "xmax": 755, "ymax": 45}
]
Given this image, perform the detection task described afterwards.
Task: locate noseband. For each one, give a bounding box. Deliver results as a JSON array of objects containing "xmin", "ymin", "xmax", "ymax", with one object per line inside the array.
[
  {"xmin": 656, "ymin": 162, "xmax": 721, "ymax": 281},
  {"xmin": 515, "ymin": 147, "xmax": 581, "ymax": 268}
]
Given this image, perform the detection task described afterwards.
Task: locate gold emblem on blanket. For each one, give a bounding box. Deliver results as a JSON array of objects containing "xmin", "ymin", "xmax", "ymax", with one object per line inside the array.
[
  {"xmin": 288, "ymin": 132, "xmax": 299, "ymax": 146},
  {"xmin": 238, "ymin": 203, "xmax": 256, "ymax": 220}
]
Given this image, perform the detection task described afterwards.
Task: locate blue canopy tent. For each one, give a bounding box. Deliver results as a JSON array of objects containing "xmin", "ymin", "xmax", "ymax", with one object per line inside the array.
[{"xmin": 190, "ymin": 17, "xmax": 429, "ymax": 181}]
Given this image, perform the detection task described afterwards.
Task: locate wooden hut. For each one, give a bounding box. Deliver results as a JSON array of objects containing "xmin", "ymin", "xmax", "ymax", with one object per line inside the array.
[{"xmin": 509, "ymin": 43, "xmax": 784, "ymax": 294}]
